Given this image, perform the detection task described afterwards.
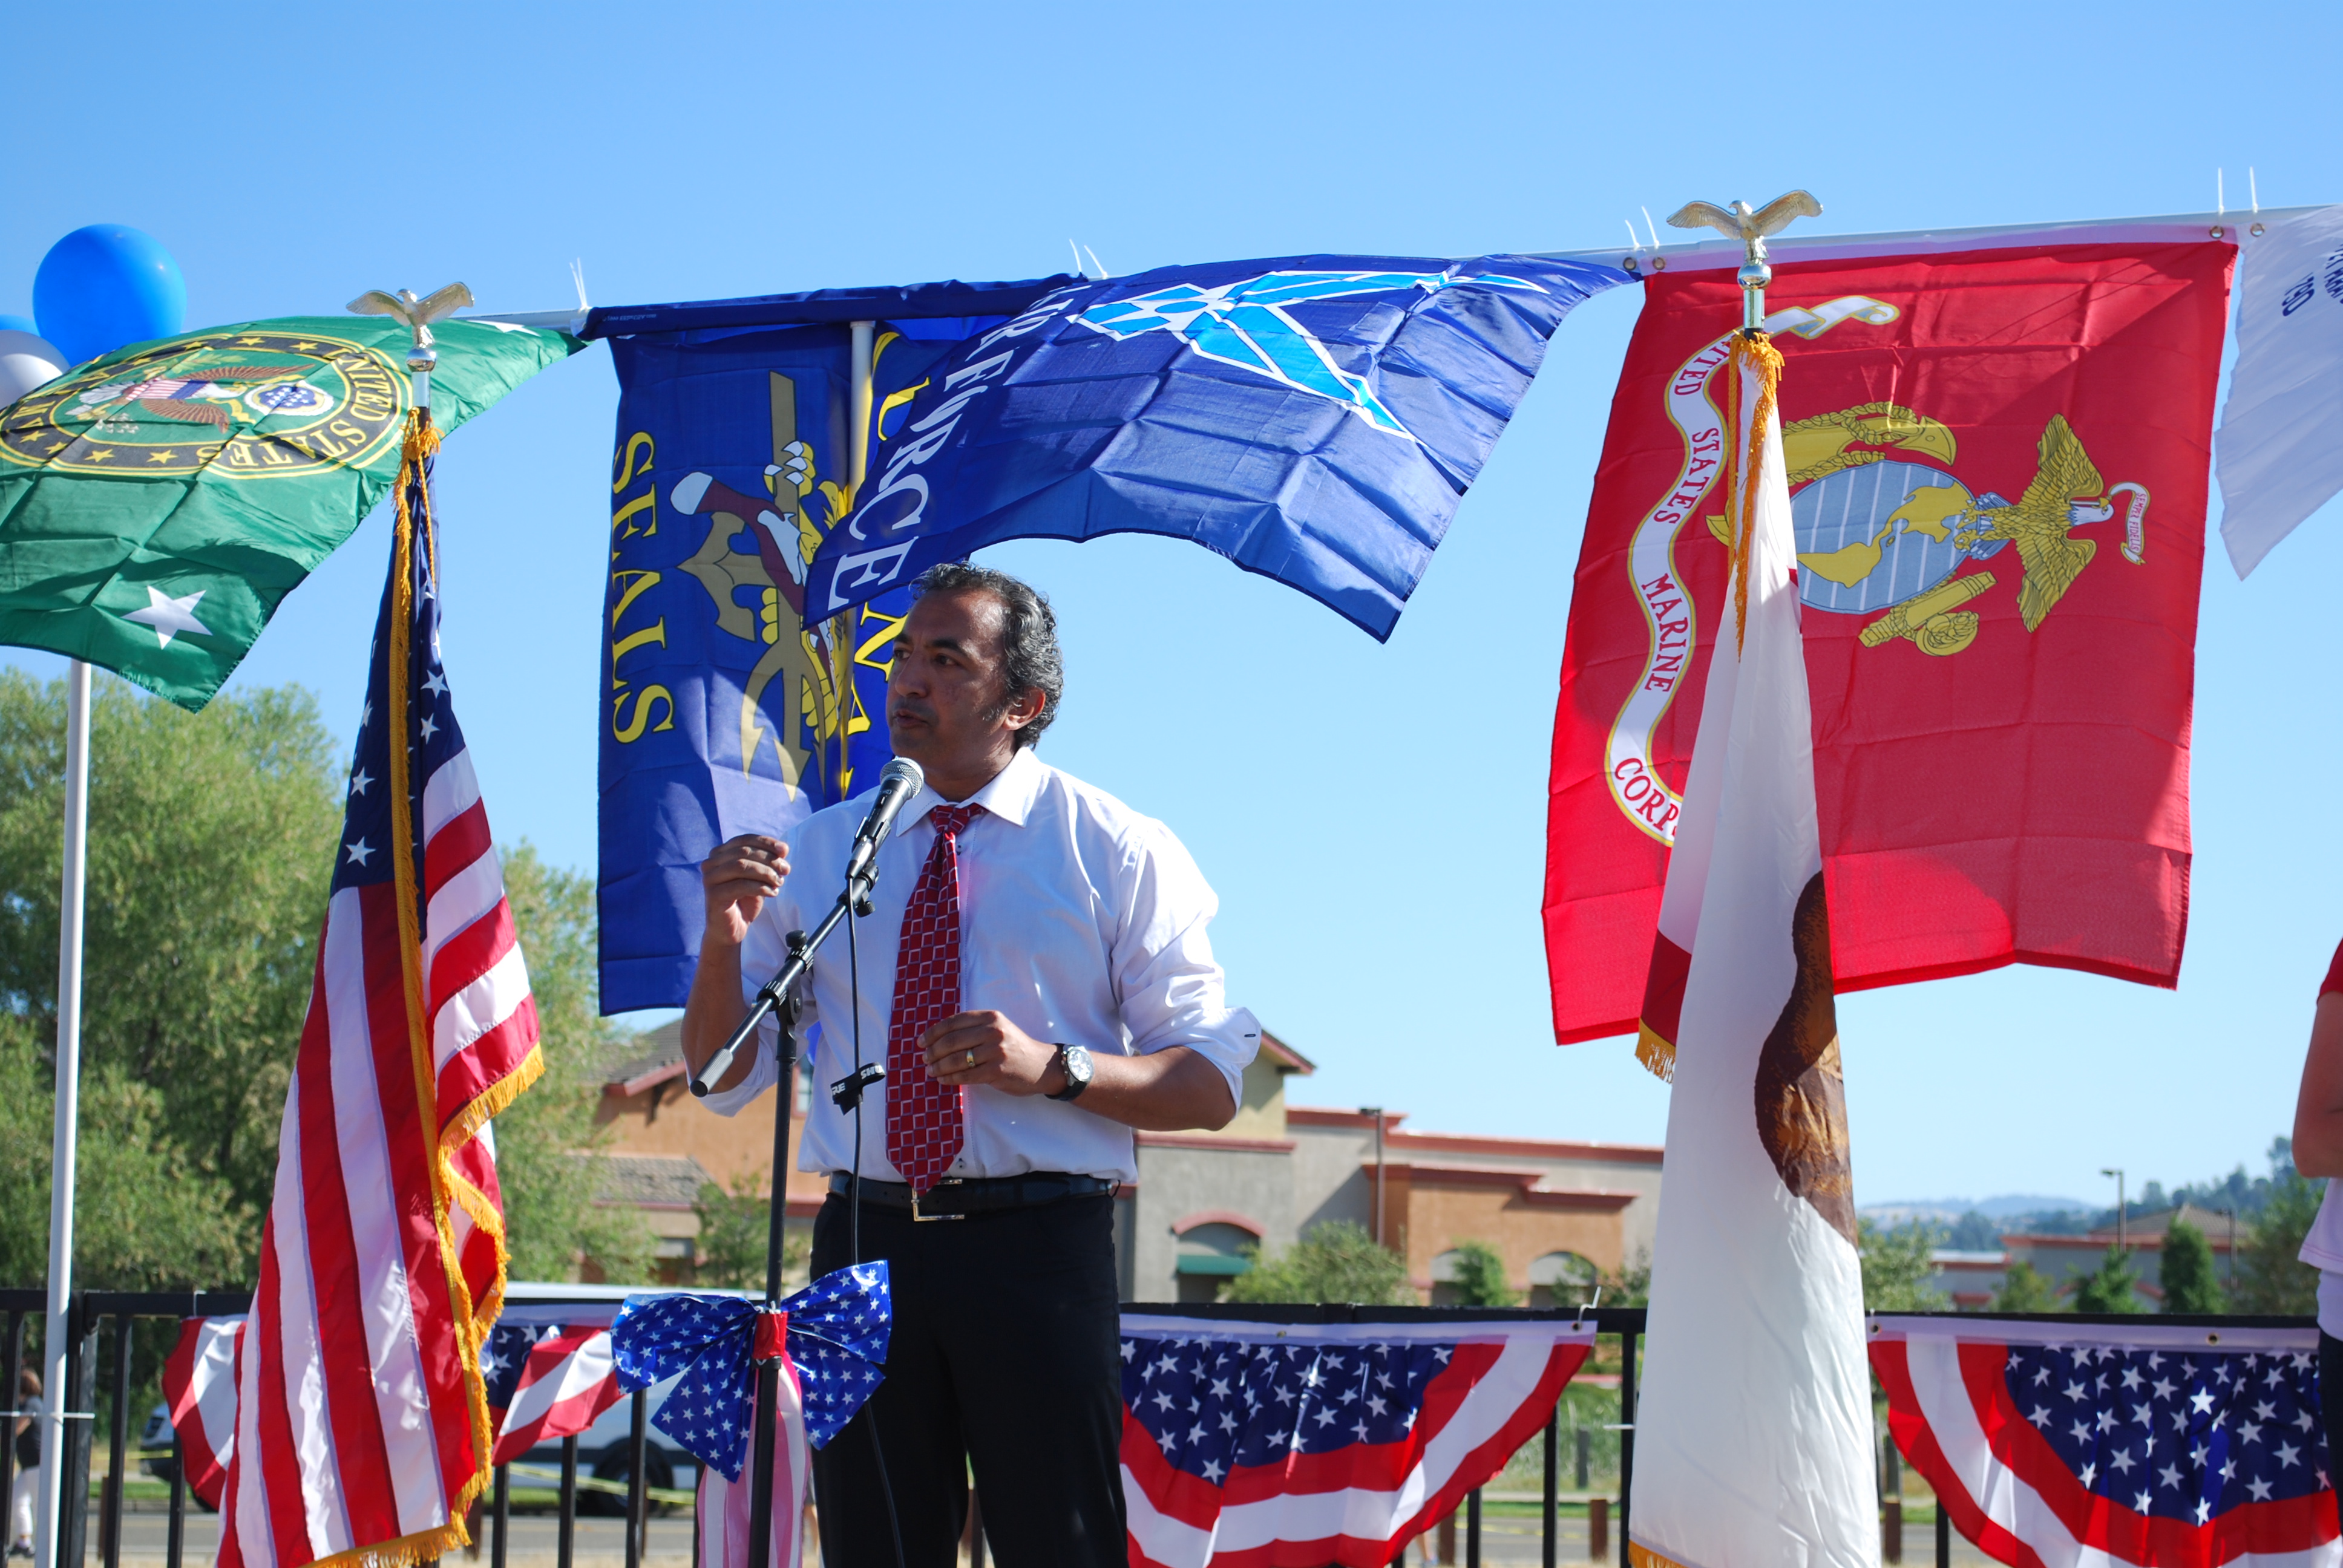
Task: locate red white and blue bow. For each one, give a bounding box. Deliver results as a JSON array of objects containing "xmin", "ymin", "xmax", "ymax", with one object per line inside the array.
[{"xmin": 610, "ymin": 1263, "xmax": 891, "ymax": 1481}]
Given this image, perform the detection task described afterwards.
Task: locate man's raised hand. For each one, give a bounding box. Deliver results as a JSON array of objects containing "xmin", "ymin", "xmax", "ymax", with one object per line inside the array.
[{"xmin": 702, "ymin": 835, "xmax": 789, "ymax": 945}]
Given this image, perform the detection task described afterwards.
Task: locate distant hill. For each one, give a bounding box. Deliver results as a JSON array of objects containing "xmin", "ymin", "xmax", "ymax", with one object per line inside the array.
[{"xmin": 1862, "ymin": 1195, "xmax": 2090, "ymax": 1220}]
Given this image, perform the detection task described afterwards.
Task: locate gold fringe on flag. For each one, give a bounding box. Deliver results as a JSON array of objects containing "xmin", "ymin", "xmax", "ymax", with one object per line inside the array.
[{"xmin": 1634, "ymin": 1022, "xmax": 1677, "ymax": 1083}]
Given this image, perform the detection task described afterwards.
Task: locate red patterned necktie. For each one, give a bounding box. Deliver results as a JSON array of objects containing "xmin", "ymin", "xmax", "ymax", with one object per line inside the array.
[{"xmin": 886, "ymin": 803, "xmax": 985, "ymax": 1194}]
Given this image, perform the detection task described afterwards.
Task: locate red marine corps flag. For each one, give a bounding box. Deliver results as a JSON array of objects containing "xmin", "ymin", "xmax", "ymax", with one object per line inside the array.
[
  {"xmin": 1543, "ymin": 225, "xmax": 2232, "ymax": 1053},
  {"xmin": 220, "ymin": 410, "xmax": 542, "ymax": 1568}
]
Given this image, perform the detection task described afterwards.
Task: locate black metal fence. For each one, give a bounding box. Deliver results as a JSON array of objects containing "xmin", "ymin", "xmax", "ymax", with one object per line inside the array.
[
  {"xmin": 21, "ymin": 1293, "xmax": 2271, "ymax": 1568},
  {"xmin": 6, "ymin": 1290, "xmax": 1654, "ymax": 1568},
  {"xmin": 0, "ymin": 1289, "xmax": 676, "ymax": 1568}
]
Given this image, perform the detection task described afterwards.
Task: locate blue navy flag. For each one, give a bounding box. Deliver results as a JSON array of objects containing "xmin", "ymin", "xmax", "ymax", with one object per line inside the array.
[
  {"xmin": 609, "ymin": 1264, "xmax": 892, "ymax": 1481},
  {"xmin": 806, "ymin": 255, "xmax": 1631, "ymax": 641},
  {"xmin": 598, "ymin": 304, "xmax": 1028, "ymax": 1013}
]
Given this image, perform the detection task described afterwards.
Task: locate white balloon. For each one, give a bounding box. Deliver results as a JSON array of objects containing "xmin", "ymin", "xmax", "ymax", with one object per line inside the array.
[{"xmin": 0, "ymin": 329, "xmax": 69, "ymax": 407}]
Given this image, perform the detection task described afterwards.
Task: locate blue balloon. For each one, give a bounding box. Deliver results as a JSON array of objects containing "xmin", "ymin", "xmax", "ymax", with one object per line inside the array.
[
  {"xmin": 33, "ymin": 226, "xmax": 186, "ymax": 366},
  {"xmin": 0, "ymin": 315, "xmax": 33, "ymax": 336}
]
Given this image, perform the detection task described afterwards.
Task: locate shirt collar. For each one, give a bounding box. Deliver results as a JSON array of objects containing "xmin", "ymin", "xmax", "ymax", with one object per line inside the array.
[{"xmin": 907, "ymin": 745, "xmax": 1043, "ymax": 831}]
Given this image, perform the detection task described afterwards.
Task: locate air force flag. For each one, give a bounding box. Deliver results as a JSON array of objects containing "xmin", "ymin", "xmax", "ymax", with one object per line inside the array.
[{"xmin": 805, "ymin": 254, "xmax": 1630, "ymax": 640}]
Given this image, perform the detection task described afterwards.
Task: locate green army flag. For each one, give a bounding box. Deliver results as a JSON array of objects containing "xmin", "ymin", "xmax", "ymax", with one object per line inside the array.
[{"xmin": 0, "ymin": 316, "xmax": 580, "ymax": 708}]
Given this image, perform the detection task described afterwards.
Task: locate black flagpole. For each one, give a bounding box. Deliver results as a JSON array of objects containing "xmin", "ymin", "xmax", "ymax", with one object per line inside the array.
[{"xmin": 742, "ymin": 931, "xmax": 807, "ymax": 1568}]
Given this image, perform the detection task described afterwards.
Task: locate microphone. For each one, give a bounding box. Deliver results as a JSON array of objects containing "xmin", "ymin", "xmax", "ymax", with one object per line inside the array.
[
  {"xmin": 689, "ymin": 757, "xmax": 928, "ymax": 1099},
  {"xmin": 842, "ymin": 757, "xmax": 925, "ymax": 890}
]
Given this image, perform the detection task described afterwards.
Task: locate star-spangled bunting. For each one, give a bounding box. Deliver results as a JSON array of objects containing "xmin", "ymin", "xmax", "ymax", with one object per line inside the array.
[
  {"xmin": 2007, "ymin": 1341, "xmax": 2327, "ymax": 1522},
  {"xmin": 1117, "ymin": 1317, "xmax": 1590, "ymax": 1568},
  {"xmin": 1872, "ymin": 1320, "xmax": 2339, "ymax": 1560},
  {"xmin": 1124, "ymin": 1333, "xmax": 1452, "ymax": 1474},
  {"xmin": 609, "ymin": 1264, "xmax": 891, "ymax": 1481}
]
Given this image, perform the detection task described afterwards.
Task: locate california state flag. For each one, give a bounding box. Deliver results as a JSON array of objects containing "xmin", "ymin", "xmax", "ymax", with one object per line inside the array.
[{"xmin": 1628, "ymin": 333, "xmax": 1876, "ymax": 1568}]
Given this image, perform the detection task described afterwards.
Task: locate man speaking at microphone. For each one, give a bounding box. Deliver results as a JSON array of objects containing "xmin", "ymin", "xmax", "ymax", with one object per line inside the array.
[{"xmin": 681, "ymin": 561, "xmax": 1259, "ymax": 1567}]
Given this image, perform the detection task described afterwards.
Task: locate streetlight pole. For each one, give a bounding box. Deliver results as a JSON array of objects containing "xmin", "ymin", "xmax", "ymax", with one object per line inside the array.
[
  {"xmin": 1361, "ymin": 1108, "xmax": 1386, "ymax": 1248},
  {"xmin": 2100, "ymin": 1168, "xmax": 2126, "ymax": 1255}
]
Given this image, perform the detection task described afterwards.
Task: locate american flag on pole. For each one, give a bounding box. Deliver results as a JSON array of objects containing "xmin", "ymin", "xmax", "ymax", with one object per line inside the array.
[
  {"xmin": 1116, "ymin": 1315, "xmax": 1591, "ymax": 1568},
  {"xmin": 480, "ymin": 1321, "xmax": 626, "ymax": 1465},
  {"xmin": 220, "ymin": 410, "xmax": 542, "ymax": 1568},
  {"xmin": 1871, "ymin": 1316, "xmax": 2340, "ymax": 1565},
  {"xmin": 161, "ymin": 1316, "xmax": 244, "ymax": 1512}
]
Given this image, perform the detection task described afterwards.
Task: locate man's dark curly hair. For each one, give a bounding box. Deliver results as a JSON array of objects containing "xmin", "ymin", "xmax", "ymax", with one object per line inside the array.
[{"xmin": 913, "ymin": 561, "xmax": 1063, "ymax": 748}]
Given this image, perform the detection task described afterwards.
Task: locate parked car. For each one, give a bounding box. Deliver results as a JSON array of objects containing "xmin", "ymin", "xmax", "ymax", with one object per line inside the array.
[{"xmin": 136, "ymin": 1403, "xmax": 208, "ymax": 1507}]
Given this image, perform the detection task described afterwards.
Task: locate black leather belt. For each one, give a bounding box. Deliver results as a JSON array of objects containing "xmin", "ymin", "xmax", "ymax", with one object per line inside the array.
[{"xmin": 827, "ymin": 1171, "xmax": 1117, "ymax": 1220}]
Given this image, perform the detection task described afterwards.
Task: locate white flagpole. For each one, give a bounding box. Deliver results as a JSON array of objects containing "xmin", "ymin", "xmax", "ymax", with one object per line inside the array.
[
  {"xmin": 35, "ymin": 658, "xmax": 91, "ymax": 1568},
  {"xmin": 850, "ymin": 319, "xmax": 875, "ymax": 487}
]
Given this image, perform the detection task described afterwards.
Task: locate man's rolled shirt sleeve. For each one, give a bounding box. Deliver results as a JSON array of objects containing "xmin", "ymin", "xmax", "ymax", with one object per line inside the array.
[
  {"xmin": 1110, "ymin": 818, "xmax": 1260, "ymax": 1108},
  {"xmin": 698, "ymin": 887, "xmax": 800, "ymax": 1118}
]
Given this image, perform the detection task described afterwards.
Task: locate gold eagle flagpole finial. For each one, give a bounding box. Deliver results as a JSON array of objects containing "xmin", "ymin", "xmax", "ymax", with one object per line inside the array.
[
  {"xmin": 1666, "ymin": 192, "xmax": 1822, "ymax": 333},
  {"xmin": 347, "ymin": 284, "xmax": 474, "ymax": 412}
]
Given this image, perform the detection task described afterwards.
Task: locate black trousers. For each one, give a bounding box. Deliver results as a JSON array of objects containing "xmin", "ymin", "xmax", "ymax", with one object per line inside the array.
[{"xmin": 809, "ymin": 1189, "xmax": 1127, "ymax": 1568}]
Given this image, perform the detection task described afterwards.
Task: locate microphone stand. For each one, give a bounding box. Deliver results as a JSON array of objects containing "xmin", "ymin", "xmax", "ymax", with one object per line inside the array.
[
  {"xmin": 707, "ymin": 854, "xmax": 883, "ymax": 1568},
  {"xmin": 743, "ymin": 930, "xmax": 804, "ymax": 1568}
]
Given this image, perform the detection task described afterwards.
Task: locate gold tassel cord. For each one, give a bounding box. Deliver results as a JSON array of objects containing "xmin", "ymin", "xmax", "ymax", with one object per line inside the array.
[
  {"xmin": 1729, "ymin": 330, "xmax": 1784, "ymax": 653},
  {"xmin": 1632, "ymin": 335, "xmax": 1788, "ymax": 1090}
]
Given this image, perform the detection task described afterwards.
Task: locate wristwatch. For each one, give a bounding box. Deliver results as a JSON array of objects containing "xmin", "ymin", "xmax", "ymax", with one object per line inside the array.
[{"xmin": 1047, "ymin": 1043, "xmax": 1094, "ymax": 1102}]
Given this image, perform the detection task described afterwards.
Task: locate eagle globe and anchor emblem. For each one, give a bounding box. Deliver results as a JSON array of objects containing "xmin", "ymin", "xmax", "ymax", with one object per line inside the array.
[
  {"xmin": 1665, "ymin": 194, "xmax": 2153, "ymax": 655},
  {"xmin": 1761, "ymin": 409, "xmax": 2151, "ymax": 654}
]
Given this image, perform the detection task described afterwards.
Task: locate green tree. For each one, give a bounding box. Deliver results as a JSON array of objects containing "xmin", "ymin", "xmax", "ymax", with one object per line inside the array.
[
  {"xmin": 1223, "ymin": 1221, "xmax": 1412, "ymax": 1305},
  {"xmin": 494, "ymin": 847, "xmax": 654, "ymax": 1285},
  {"xmin": 2230, "ymin": 1164, "xmax": 2323, "ymax": 1314},
  {"xmin": 1443, "ymin": 1240, "xmax": 1519, "ymax": 1307},
  {"xmin": 1858, "ymin": 1220, "xmax": 1945, "ymax": 1312},
  {"xmin": 0, "ymin": 1013, "xmax": 252, "ymax": 1289},
  {"xmin": 0, "ymin": 676, "xmax": 650, "ymax": 1291},
  {"xmin": 691, "ymin": 1174, "xmax": 809, "ymax": 1289},
  {"xmin": 1596, "ymin": 1251, "xmax": 1651, "ymax": 1308},
  {"xmin": 0, "ymin": 672, "xmax": 341, "ymax": 1216},
  {"xmin": 1991, "ymin": 1261, "xmax": 2063, "ymax": 1314},
  {"xmin": 2158, "ymin": 1219, "xmax": 2226, "ymax": 1313},
  {"xmin": 2072, "ymin": 1247, "xmax": 2145, "ymax": 1313}
]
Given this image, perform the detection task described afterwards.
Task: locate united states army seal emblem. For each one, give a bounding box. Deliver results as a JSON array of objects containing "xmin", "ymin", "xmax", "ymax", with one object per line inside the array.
[{"xmin": 0, "ymin": 328, "xmax": 405, "ymax": 479}]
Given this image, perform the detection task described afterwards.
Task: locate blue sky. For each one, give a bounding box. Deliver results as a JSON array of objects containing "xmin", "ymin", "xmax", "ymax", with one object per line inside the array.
[{"xmin": 8, "ymin": 0, "xmax": 2343, "ymax": 1212}]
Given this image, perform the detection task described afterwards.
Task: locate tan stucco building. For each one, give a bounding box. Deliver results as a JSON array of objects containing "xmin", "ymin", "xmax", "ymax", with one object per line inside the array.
[{"xmin": 587, "ymin": 1022, "xmax": 1665, "ymax": 1304}]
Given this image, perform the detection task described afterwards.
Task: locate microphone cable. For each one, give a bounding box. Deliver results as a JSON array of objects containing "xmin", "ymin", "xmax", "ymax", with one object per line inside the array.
[{"xmin": 844, "ymin": 882, "xmax": 908, "ymax": 1568}]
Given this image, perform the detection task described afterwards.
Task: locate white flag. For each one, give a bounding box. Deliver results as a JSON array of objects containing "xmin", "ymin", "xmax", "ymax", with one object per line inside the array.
[
  {"xmin": 1627, "ymin": 333, "xmax": 1878, "ymax": 1568},
  {"xmin": 2218, "ymin": 204, "xmax": 2343, "ymax": 577}
]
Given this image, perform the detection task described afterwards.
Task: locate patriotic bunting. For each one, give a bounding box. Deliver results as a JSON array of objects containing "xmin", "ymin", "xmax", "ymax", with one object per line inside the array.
[
  {"xmin": 608, "ymin": 1264, "xmax": 893, "ymax": 1481},
  {"xmin": 1118, "ymin": 1315, "xmax": 1590, "ymax": 1568},
  {"xmin": 1872, "ymin": 1316, "xmax": 2339, "ymax": 1564}
]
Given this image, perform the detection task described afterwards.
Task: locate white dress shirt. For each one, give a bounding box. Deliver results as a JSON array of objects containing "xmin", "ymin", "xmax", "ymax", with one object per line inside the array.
[{"xmin": 702, "ymin": 746, "xmax": 1259, "ymax": 1184}]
